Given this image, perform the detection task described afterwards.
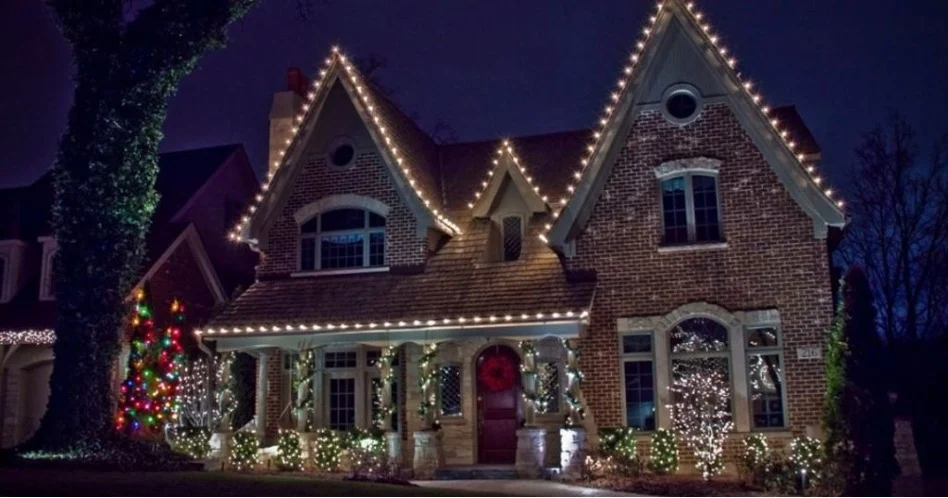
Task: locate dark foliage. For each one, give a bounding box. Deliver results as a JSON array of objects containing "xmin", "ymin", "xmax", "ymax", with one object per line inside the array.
[
  {"xmin": 232, "ymin": 352, "xmax": 257, "ymax": 430},
  {"xmin": 824, "ymin": 267, "xmax": 900, "ymax": 495}
]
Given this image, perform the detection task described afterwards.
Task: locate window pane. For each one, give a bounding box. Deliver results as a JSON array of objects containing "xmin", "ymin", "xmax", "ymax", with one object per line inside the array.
[
  {"xmin": 748, "ymin": 354, "xmax": 785, "ymax": 428},
  {"xmin": 692, "ymin": 175, "xmax": 720, "ymax": 242},
  {"xmin": 622, "ymin": 334, "xmax": 653, "ymax": 354},
  {"xmin": 300, "ymin": 237, "xmax": 316, "ymax": 271},
  {"xmin": 538, "ymin": 362, "xmax": 560, "ymax": 414},
  {"xmin": 321, "ymin": 209, "xmax": 366, "ymax": 231},
  {"xmin": 369, "ymin": 232, "xmax": 385, "ymax": 267},
  {"xmin": 329, "ymin": 378, "xmax": 356, "ymax": 431},
  {"xmin": 661, "ymin": 177, "xmax": 688, "ymax": 245},
  {"xmin": 368, "ymin": 212, "xmax": 386, "ymax": 228},
  {"xmin": 671, "ymin": 318, "xmax": 729, "ymax": 354},
  {"xmin": 502, "ymin": 216, "xmax": 522, "ymax": 261},
  {"xmin": 321, "ymin": 233, "xmax": 364, "ymax": 268},
  {"xmin": 325, "ymin": 351, "xmax": 357, "ymax": 369},
  {"xmin": 439, "ymin": 365, "xmax": 462, "ymax": 417},
  {"xmin": 301, "ymin": 217, "xmax": 320, "ymax": 234},
  {"xmin": 623, "ymin": 360, "xmax": 656, "ymax": 430},
  {"xmin": 671, "ymin": 357, "xmax": 732, "ymax": 418},
  {"xmin": 366, "ymin": 350, "xmax": 381, "ymax": 368},
  {"xmin": 746, "ymin": 327, "xmax": 780, "ymax": 349}
]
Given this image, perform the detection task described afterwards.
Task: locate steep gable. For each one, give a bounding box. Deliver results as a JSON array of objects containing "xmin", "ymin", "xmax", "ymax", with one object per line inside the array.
[
  {"xmin": 545, "ymin": 0, "xmax": 845, "ymax": 247},
  {"xmin": 232, "ymin": 48, "xmax": 459, "ymax": 251},
  {"xmin": 470, "ymin": 141, "xmax": 548, "ymax": 217}
]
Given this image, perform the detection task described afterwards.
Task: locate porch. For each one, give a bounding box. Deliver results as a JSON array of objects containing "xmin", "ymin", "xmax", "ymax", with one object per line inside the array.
[{"xmin": 197, "ymin": 311, "xmax": 591, "ymax": 478}]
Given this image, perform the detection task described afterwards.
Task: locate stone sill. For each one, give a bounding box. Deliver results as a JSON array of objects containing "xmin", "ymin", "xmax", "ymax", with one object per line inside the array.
[
  {"xmin": 438, "ymin": 416, "xmax": 465, "ymax": 426},
  {"xmin": 290, "ymin": 266, "xmax": 390, "ymax": 277},
  {"xmin": 657, "ymin": 242, "xmax": 728, "ymax": 254}
]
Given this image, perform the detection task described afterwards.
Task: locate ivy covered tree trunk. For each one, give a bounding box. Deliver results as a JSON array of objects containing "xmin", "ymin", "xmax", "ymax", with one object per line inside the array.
[
  {"xmin": 823, "ymin": 267, "xmax": 900, "ymax": 495},
  {"xmin": 30, "ymin": 0, "xmax": 256, "ymax": 451}
]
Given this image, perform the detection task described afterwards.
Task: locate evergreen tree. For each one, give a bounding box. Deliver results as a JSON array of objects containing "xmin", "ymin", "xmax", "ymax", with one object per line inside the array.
[{"xmin": 824, "ymin": 267, "xmax": 900, "ymax": 495}]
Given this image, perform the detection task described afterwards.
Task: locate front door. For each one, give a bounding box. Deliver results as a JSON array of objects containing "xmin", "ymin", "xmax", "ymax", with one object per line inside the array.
[{"xmin": 476, "ymin": 345, "xmax": 521, "ymax": 464}]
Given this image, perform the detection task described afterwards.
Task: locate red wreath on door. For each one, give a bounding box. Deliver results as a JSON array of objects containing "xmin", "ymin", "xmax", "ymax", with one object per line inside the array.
[{"xmin": 478, "ymin": 353, "xmax": 517, "ymax": 392}]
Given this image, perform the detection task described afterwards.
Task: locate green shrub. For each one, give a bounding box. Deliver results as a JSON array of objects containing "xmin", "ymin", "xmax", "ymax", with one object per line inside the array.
[
  {"xmin": 598, "ymin": 427, "xmax": 640, "ymax": 475},
  {"xmin": 170, "ymin": 426, "xmax": 211, "ymax": 459},
  {"xmin": 789, "ymin": 436, "xmax": 824, "ymax": 493},
  {"xmin": 228, "ymin": 431, "xmax": 258, "ymax": 471},
  {"xmin": 739, "ymin": 434, "xmax": 770, "ymax": 486},
  {"xmin": 274, "ymin": 430, "xmax": 304, "ymax": 471},
  {"xmin": 312, "ymin": 429, "xmax": 344, "ymax": 472},
  {"xmin": 647, "ymin": 429, "xmax": 678, "ymax": 475}
]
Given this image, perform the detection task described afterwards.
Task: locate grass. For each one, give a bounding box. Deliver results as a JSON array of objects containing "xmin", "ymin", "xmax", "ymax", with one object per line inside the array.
[{"xmin": 0, "ymin": 470, "xmax": 487, "ymax": 497}]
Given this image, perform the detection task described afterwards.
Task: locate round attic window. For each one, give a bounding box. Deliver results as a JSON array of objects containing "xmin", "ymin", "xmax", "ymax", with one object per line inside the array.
[
  {"xmin": 661, "ymin": 84, "xmax": 702, "ymax": 125},
  {"xmin": 328, "ymin": 137, "xmax": 356, "ymax": 167}
]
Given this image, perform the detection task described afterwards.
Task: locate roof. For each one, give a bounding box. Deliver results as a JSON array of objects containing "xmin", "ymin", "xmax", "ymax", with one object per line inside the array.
[
  {"xmin": 770, "ymin": 106, "xmax": 821, "ymax": 157},
  {"xmin": 204, "ymin": 216, "xmax": 595, "ymax": 333},
  {"xmin": 153, "ymin": 144, "xmax": 241, "ymax": 225}
]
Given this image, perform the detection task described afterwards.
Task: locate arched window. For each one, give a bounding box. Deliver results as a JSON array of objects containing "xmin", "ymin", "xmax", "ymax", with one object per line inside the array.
[
  {"xmin": 299, "ymin": 208, "xmax": 386, "ymax": 271},
  {"xmin": 669, "ymin": 317, "xmax": 731, "ymax": 409}
]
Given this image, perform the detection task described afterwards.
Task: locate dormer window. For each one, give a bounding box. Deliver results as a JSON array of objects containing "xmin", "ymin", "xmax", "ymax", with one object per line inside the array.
[
  {"xmin": 502, "ymin": 216, "xmax": 523, "ymax": 261},
  {"xmin": 300, "ymin": 208, "xmax": 386, "ymax": 271},
  {"xmin": 661, "ymin": 173, "xmax": 721, "ymax": 245}
]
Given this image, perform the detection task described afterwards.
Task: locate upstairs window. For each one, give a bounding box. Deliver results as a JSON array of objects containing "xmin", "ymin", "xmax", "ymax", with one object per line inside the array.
[
  {"xmin": 661, "ymin": 173, "xmax": 721, "ymax": 245},
  {"xmin": 502, "ymin": 216, "xmax": 522, "ymax": 261},
  {"xmin": 299, "ymin": 208, "xmax": 386, "ymax": 271}
]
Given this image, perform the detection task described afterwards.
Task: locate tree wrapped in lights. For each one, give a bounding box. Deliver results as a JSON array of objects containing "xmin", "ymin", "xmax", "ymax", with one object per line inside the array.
[
  {"xmin": 116, "ymin": 289, "xmax": 184, "ymax": 436},
  {"xmin": 417, "ymin": 343, "xmax": 440, "ymax": 429},
  {"xmin": 228, "ymin": 431, "xmax": 259, "ymax": 471},
  {"xmin": 177, "ymin": 357, "xmax": 211, "ymax": 428},
  {"xmin": 274, "ymin": 429, "xmax": 304, "ymax": 471},
  {"xmin": 648, "ymin": 429, "xmax": 678, "ymax": 475},
  {"xmin": 669, "ymin": 358, "xmax": 733, "ymax": 480}
]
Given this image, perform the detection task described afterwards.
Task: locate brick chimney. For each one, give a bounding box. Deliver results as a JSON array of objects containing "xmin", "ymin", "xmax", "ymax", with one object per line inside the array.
[{"xmin": 268, "ymin": 68, "xmax": 307, "ymax": 177}]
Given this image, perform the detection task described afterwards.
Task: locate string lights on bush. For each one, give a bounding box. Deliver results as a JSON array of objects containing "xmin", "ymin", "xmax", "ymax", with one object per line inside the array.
[
  {"xmin": 170, "ymin": 426, "xmax": 212, "ymax": 459},
  {"xmin": 229, "ymin": 46, "xmax": 459, "ymax": 244},
  {"xmin": 789, "ymin": 436, "xmax": 823, "ymax": 490},
  {"xmin": 229, "ymin": 431, "xmax": 259, "ymax": 471},
  {"xmin": 598, "ymin": 427, "xmax": 639, "ymax": 474},
  {"xmin": 648, "ymin": 428, "xmax": 679, "ymax": 475},
  {"xmin": 275, "ymin": 429, "xmax": 305, "ymax": 471},
  {"xmin": 197, "ymin": 310, "xmax": 587, "ymax": 337},
  {"xmin": 312, "ymin": 428, "xmax": 344, "ymax": 471},
  {"xmin": 539, "ymin": 0, "xmax": 843, "ymax": 244}
]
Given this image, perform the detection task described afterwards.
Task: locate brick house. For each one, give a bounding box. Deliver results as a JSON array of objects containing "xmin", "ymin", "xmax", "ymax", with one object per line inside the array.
[
  {"xmin": 199, "ymin": 0, "xmax": 845, "ymax": 475},
  {"xmin": 0, "ymin": 144, "xmax": 258, "ymax": 448}
]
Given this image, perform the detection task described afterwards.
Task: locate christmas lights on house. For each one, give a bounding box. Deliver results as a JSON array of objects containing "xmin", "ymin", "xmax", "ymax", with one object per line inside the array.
[
  {"xmin": 467, "ymin": 140, "xmax": 551, "ymax": 209},
  {"xmin": 0, "ymin": 329, "xmax": 55, "ymax": 345}
]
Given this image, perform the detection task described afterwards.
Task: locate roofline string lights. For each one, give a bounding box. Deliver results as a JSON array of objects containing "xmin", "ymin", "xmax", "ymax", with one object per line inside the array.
[
  {"xmin": 467, "ymin": 140, "xmax": 550, "ymax": 209},
  {"xmin": 0, "ymin": 329, "xmax": 56, "ymax": 345},
  {"xmin": 228, "ymin": 46, "xmax": 460, "ymax": 244},
  {"xmin": 197, "ymin": 309, "xmax": 589, "ymax": 337},
  {"xmin": 538, "ymin": 0, "xmax": 843, "ymax": 244}
]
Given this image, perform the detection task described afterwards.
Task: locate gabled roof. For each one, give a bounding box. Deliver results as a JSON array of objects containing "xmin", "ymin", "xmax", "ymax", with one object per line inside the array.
[
  {"xmin": 469, "ymin": 140, "xmax": 549, "ymax": 217},
  {"xmin": 155, "ymin": 144, "xmax": 243, "ymax": 225},
  {"xmin": 232, "ymin": 48, "xmax": 460, "ymax": 246},
  {"xmin": 544, "ymin": 0, "xmax": 846, "ymax": 245}
]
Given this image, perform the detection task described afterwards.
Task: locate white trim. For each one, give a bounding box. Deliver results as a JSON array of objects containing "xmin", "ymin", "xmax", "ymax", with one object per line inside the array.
[
  {"xmin": 661, "ymin": 83, "xmax": 703, "ymax": 125},
  {"xmin": 38, "ymin": 239, "xmax": 58, "ymax": 301},
  {"xmin": 653, "ymin": 156, "xmax": 721, "ymax": 179},
  {"xmin": 326, "ymin": 136, "xmax": 358, "ymax": 168},
  {"xmin": 293, "ymin": 195, "xmax": 391, "ymax": 225},
  {"xmin": 291, "ymin": 266, "xmax": 390, "ymax": 278},
  {"xmin": 471, "ymin": 149, "xmax": 548, "ymax": 217},
  {"xmin": 132, "ymin": 224, "xmax": 228, "ymax": 304},
  {"xmin": 617, "ymin": 330, "xmax": 659, "ymax": 431},
  {"xmin": 656, "ymin": 242, "xmax": 728, "ymax": 253}
]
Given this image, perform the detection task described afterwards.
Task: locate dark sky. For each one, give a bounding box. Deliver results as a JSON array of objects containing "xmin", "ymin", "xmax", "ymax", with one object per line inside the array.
[{"xmin": 1, "ymin": 0, "xmax": 946, "ymax": 192}]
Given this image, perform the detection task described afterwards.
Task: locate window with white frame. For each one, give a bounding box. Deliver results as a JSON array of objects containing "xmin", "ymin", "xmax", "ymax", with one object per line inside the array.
[
  {"xmin": 669, "ymin": 318, "xmax": 731, "ymax": 415},
  {"xmin": 299, "ymin": 208, "xmax": 386, "ymax": 271},
  {"xmin": 438, "ymin": 364, "xmax": 462, "ymax": 417},
  {"xmin": 328, "ymin": 377, "xmax": 356, "ymax": 431},
  {"xmin": 660, "ymin": 173, "xmax": 721, "ymax": 245},
  {"xmin": 746, "ymin": 327, "xmax": 786, "ymax": 428},
  {"xmin": 620, "ymin": 332, "xmax": 656, "ymax": 430}
]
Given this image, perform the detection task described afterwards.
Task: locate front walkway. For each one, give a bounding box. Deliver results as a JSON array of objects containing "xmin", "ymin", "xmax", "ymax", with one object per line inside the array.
[{"xmin": 414, "ymin": 479, "xmax": 644, "ymax": 497}]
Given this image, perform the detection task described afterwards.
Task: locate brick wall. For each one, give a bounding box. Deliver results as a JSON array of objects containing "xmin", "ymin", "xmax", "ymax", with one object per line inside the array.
[
  {"xmin": 258, "ymin": 150, "xmax": 427, "ymax": 277},
  {"xmin": 567, "ymin": 104, "xmax": 833, "ymax": 439},
  {"xmin": 264, "ymin": 349, "xmax": 283, "ymax": 439}
]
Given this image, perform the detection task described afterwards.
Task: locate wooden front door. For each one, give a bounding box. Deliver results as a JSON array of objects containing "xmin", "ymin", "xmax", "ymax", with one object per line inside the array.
[{"xmin": 476, "ymin": 345, "xmax": 521, "ymax": 464}]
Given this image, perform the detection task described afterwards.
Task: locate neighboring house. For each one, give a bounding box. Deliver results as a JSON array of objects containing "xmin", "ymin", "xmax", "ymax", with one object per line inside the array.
[
  {"xmin": 215, "ymin": 0, "xmax": 843, "ymax": 472},
  {"xmin": 0, "ymin": 144, "xmax": 258, "ymax": 448}
]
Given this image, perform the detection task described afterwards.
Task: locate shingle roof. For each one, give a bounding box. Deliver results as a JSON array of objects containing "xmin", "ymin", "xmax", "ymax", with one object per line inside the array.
[
  {"xmin": 205, "ymin": 217, "xmax": 595, "ymax": 331},
  {"xmin": 770, "ymin": 106, "xmax": 820, "ymax": 157}
]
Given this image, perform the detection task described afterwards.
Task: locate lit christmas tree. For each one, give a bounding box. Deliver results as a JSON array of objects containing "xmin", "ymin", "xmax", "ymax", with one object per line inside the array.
[{"xmin": 115, "ymin": 288, "xmax": 185, "ymax": 436}]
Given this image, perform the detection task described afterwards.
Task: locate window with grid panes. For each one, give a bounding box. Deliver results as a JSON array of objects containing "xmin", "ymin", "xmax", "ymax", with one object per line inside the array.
[
  {"xmin": 620, "ymin": 332, "xmax": 656, "ymax": 430},
  {"xmin": 746, "ymin": 327, "xmax": 786, "ymax": 428},
  {"xmin": 660, "ymin": 173, "xmax": 721, "ymax": 245},
  {"xmin": 439, "ymin": 364, "xmax": 462, "ymax": 417},
  {"xmin": 325, "ymin": 351, "xmax": 357, "ymax": 369},
  {"xmin": 328, "ymin": 378, "xmax": 356, "ymax": 430},
  {"xmin": 502, "ymin": 216, "xmax": 522, "ymax": 261},
  {"xmin": 299, "ymin": 208, "xmax": 386, "ymax": 271},
  {"xmin": 670, "ymin": 318, "xmax": 732, "ymax": 417}
]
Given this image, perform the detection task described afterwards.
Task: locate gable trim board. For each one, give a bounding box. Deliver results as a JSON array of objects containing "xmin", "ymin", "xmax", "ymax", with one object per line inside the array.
[
  {"xmin": 470, "ymin": 142, "xmax": 549, "ymax": 217},
  {"xmin": 235, "ymin": 50, "xmax": 459, "ymax": 251},
  {"xmin": 545, "ymin": 0, "xmax": 845, "ymax": 247},
  {"xmin": 134, "ymin": 223, "xmax": 228, "ymax": 305}
]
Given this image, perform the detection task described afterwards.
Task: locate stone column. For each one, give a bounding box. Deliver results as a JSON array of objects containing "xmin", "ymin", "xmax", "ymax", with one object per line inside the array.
[
  {"xmin": 412, "ymin": 430, "xmax": 443, "ymax": 479},
  {"xmin": 559, "ymin": 427, "xmax": 587, "ymax": 480},
  {"xmin": 515, "ymin": 427, "xmax": 547, "ymax": 478},
  {"xmin": 559, "ymin": 338, "xmax": 587, "ymax": 479},
  {"xmin": 379, "ymin": 347, "xmax": 400, "ymax": 464},
  {"xmin": 412, "ymin": 343, "xmax": 442, "ymax": 478}
]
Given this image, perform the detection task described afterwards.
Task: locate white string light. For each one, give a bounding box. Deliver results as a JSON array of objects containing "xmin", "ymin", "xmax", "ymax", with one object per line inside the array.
[
  {"xmin": 0, "ymin": 329, "xmax": 55, "ymax": 345},
  {"xmin": 228, "ymin": 46, "xmax": 460, "ymax": 244},
  {"xmin": 197, "ymin": 310, "xmax": 588, "ymax": 337},
  {"xmin": 539, "ymin": 0, "xmax": 843, "ymax": 243},
  {"xmin": 467, "ymin": 140, "xmax": 550, "ymax": 209}
]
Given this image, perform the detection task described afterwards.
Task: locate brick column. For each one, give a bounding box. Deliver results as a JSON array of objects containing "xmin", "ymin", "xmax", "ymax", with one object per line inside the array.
[{"xmin": 254, "ymin": 348, "xmax": 284, "ymax": 444}]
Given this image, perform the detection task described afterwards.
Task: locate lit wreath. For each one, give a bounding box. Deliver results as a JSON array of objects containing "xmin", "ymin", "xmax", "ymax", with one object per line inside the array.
[{"xmin": 478, "ymin": 353, "xmax": 517, "ymax": 392}]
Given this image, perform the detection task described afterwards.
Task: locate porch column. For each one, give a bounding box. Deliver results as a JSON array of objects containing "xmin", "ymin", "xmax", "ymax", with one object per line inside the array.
[
  {"xmin": 519, "ymin": 340, "xmax": 538, "ymax": 426},
  {"xmin": 254, "ymin": 347, "xmax": 284, "ymax": 444},
  {"xmin": 516, "ymin": 340, "xmax": 546, "ymax": 477},
  {"xmin": 378, "ymin": 346, "xmax": 400, "ymax": 462},
  {"xmin": 311, "ymin": 348, "xmax": 325, "ymax": 429},
  {"xmin": 413, "ymin": 342, "xmax": 443, "ymax": 478},
  {"xmin": 560, "ymin": 338, "xmax": 587, "ymax": 479}
]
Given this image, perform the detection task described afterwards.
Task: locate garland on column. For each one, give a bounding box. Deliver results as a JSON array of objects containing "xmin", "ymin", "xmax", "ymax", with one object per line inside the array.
[
  {"xmin": 417, "ymin": 343, "xmax": 440, "ymax": 429},
  {"xmin": 519, "ymin": 341, "xmax": 554, "ymax": 418},
  {"xmin": 374, "ymin": 346, "xmax": 397, "ymax": 430},
  {"xmin": 562, "ymin": 338, "xmax": 586, "ymax": 427},
  {"xmin": 292, "ymin": 348, "xmax": 316, "ymax": 431}
]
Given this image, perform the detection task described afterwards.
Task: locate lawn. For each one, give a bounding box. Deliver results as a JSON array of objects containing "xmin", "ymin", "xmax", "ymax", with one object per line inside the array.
[{"xmin": 0, "ymin": 470, "xmax": 486, "ymax": 497}]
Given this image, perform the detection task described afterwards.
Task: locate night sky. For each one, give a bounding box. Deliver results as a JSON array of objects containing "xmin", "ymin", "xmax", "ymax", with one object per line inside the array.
[{"xmin": 1, "ymin": 0, "xmax": 946, "ymax": 193}]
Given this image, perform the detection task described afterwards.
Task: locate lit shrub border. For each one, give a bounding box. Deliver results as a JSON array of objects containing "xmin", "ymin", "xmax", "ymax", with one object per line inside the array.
[
  {"xmin": 648, "ymin": 429, "xmax": 678, "ymax": 475},
  {"xmin": 228, "ymin": 431, "xmax": 259, "ymax": 472},
  {"xmin": 274, "ymin": 429, "xmax": 304, "ymax": 471},
  {"xmin": 312, "ymin": 429, "xmax": 343, "ymax": 472},
  {"xmin": 170, "ymin": 426, "xmax": 212, "ymax": 459}
]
